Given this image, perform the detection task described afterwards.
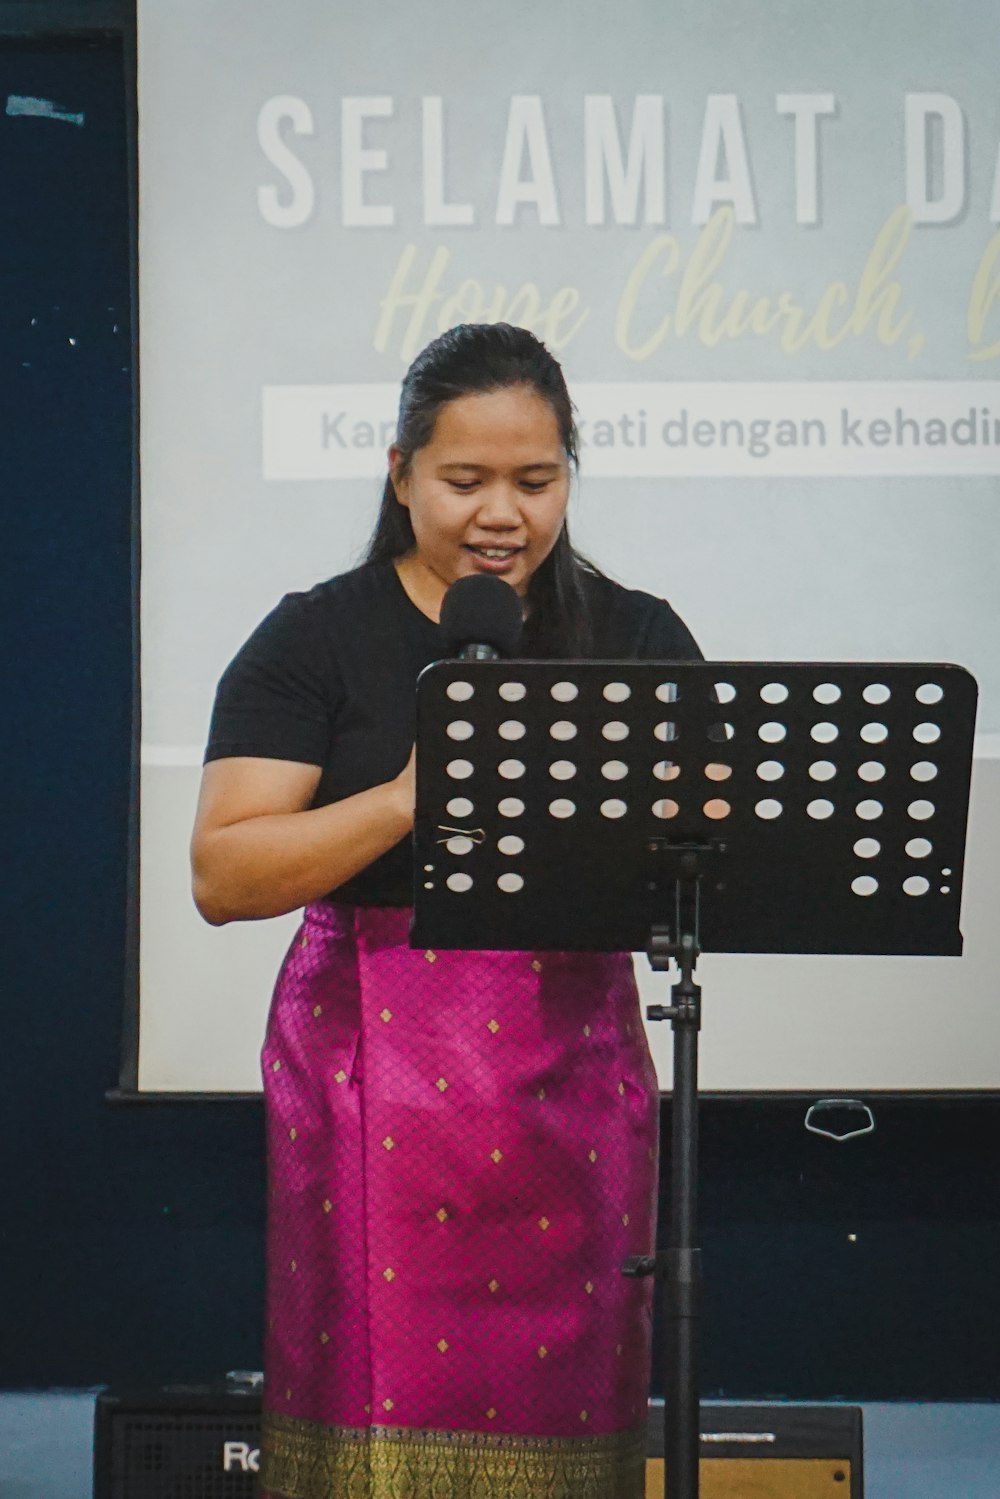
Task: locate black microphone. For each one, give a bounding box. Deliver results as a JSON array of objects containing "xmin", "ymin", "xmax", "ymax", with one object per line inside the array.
[{"xmin": 439, "ymin": 574, "xmax": 523, "ymax": 660}]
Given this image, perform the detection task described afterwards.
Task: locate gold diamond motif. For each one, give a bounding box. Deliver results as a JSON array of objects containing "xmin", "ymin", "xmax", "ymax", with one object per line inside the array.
[
  {"xmin": 538, "ymin": 1217, "xmax": 550, "ymax": 1231},
  {"xmin": 380, "ymin": 1008, "xmax": 393, "ymax": 1023},
  {"xmin": 312, "ymin": 1005, "xmax": 323, "ymax": 1017},
  {"xmin": 363, "ymin": 1404, "xmax": 371, "ymax": 1415},
  {"xmin": 435, "ymin": 1077, "xmax": 449, "ymax": 1092},
  {"xmin": 585, "ymin": 1281, "xmax": 594, "ymax": 1294},
  {"xmin": 622, "ymin": 1213, "xmax": 630, "ymax": 1226},
  {"xmin": 319, "ymin": 1332, "xmax": 329, "ymax": 1344},
  {"xmin": 537, "ymin": 1346, "xmax": 548, "ymax": 1359},
  {"xmin": 537, "ymin": 1088, "xmax": 546, "ymax": 1101},
  {"xmin": 616, "ymin": 1344, "xmax": 623, "ymax": 1356},
  {"xmin": 322, "ymin": 1199, "xmax": 332, "ymax": 1214},
  {"xmin": 383, "ymin": 1267, "xmax": 396, "ymax": 1282},
  {"xmin": 436, "ymin": 1207, "xmax": 448, "ymax": 1223},
  {"xmin": 583, "ymin": 1024, "xmax": 591, "ymax": 1037},
  {"xmin": 487, "ymin": 1019, "xmax": 500, "ymax": 1034},
  {"xmin": 588, "ymin": 1149, "xmax": 598, "ymax": 1163},
  {"xmin": 290, "ymin": 1260, "xmax": 297, "ymax": 1272},
  {"xmin": 289, "ymin": 1128, "xmax": 297, "ymax": 1141},
  {"xmin": 383, "ymin": 1399, "xmax": 394, "ymax": 1412},
  {"xmin": 580, "ymin": 1410, "xmax": 589, "ymax": 1423},
  {"xmin": 382, "ymin": 1136, "xmax": 395, "ymax": 1151},
  {"xmin": 618, "ymin": 1082, "xmax": 626, "ymax": 1096},
  {"xmin": 299, "ymin": 935, "xmax": 308, "ymax": 948},
  {"xmin": 334, "ymin": 1070, "xmax": 347, "ymax": 1084},
  {"xmin": 437, "ymin": 1338, "xmax": 449, "ymax": 1353},
  {"xmin": 486, "ymin": 1406, "xmax": 497, "ymax": 1419},
  {"xmin": 490, "ymin": 1149, "xmax": 503, "ymax": 1164},
  {"xmin": 488, "ymin": 1279, "xmax": 500, "ymax": 1293},
  {"xmin": 531, "ymin": 959, "xmax": 542, "ymax": 972},
  {"xmin": 286, "ymin": 1388, "xmax": 292, "ymax": 1400},
  {"xmin": 271, "ymin": 1059, "xmax": 281, "ymax": 1072},
  {"xmin": 424, "ymin": 950, "xmax": 438, "ymax": 963}
]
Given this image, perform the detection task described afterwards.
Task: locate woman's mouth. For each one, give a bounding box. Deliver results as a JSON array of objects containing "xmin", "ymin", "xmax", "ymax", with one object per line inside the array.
[{"xmin": 465, "ymin": 544, "xmax": 524, "ymax": 570}]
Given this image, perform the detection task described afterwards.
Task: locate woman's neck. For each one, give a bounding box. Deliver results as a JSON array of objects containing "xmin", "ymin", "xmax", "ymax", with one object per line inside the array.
[{"xmin": 392, "ymin": 553, "xmax": 448, "ymax": 623}]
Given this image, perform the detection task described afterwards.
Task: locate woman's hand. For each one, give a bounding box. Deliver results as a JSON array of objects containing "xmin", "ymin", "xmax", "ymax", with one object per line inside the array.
[{"xmin": 704, "ymin": 761, "xmax": 732, "ymax": 820}]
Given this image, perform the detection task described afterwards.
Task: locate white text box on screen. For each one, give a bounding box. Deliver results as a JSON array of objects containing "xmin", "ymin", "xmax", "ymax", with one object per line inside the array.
[{"xmin": 263, "ymin": 381, "xmax": 1000, "ymax": 481}]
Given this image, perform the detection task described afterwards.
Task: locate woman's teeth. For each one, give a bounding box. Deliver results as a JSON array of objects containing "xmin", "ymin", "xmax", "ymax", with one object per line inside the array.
[{"xmin": 470, "ymin": 547, "xmax": 518, "ymax": 559}]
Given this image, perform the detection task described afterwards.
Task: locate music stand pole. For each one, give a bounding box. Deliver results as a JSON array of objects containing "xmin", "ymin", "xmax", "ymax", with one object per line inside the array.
[
  {"xmin": 626, "ymin": 856, "xmax": 709, "ymax": 1499},
  {"xmin": 660, "ymin": 928, "xmax": 702, "ymax": 1499}
]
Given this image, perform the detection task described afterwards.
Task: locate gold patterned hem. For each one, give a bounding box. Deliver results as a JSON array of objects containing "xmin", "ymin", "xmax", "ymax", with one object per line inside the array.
[{"xmin": 261, "ymin": 1409, "xmax": 646, "ymax": 1499}]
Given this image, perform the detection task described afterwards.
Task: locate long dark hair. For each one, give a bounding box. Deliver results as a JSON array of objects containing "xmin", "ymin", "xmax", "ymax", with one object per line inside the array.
[{"xmin": 364, "ymin": 322, "xmax": 597, "ymax": 655}]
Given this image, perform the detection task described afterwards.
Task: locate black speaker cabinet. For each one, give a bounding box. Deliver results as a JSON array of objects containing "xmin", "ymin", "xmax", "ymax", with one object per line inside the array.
[
  {"xmin": 93, "ymin": 1385, "xmax": 263, "ymax": 1499},
  {"xmin": 94, "ymin": 1386, "xmax": 863, "ymax": 1498}
]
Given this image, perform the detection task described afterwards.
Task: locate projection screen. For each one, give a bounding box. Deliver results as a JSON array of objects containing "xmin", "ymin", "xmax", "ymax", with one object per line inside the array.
[{"xmin": 136, "ymin": 0, "xmax": 1000, "ymax": 1093}]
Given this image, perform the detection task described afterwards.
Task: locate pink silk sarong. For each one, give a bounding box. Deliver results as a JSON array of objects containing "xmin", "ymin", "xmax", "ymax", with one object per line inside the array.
[{"xmin": 260, "ymin": 901, "xmax": 659, "ymax": 1499}]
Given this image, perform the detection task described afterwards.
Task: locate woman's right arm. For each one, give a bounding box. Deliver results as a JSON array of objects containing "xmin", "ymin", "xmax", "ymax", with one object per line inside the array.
[{"xmin": 190, "ymin": 749, "xmax": 415, "ymax": 926}]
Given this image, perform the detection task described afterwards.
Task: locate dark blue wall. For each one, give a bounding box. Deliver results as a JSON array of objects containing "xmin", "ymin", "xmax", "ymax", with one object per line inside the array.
[
  {"xmin": 0, "ymin": 27, "xmax": 265, "ymax": 1388},
  {"xmin": 3, "ymin": 14, "xmax": 1000, "ymax": 1398}
]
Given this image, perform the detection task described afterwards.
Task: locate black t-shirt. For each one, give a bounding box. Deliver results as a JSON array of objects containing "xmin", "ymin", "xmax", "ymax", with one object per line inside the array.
[{"xmin": 205, "ymin": 560, "xmax": 702, "ymax": 905}]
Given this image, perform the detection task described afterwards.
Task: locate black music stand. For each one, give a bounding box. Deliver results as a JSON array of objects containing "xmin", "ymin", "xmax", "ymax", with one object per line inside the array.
[{"xmin": 411, "ymin": 660, "xmax": 977, "ymax": 1499}]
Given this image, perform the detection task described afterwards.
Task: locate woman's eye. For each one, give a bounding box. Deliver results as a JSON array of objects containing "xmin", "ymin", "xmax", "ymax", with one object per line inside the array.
[
  {"xmin": 520, "ymin": 480, "xmax": 550, "ymax": 493},
  {"xmin": 449, "ymin": 480, "xmax": 479, "ymax": 491}
]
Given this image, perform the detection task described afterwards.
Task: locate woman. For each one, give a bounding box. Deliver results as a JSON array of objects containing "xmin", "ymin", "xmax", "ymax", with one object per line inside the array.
[{"xmin": 192, "ymin": 323, "xmax": 702, "ymax": 1499}]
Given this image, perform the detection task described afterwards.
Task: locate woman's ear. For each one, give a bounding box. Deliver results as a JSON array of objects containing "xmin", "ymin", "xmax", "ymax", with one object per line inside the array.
[{"xmin": 388, "ymin": 446, "xmax": 410, "ymax": 508}]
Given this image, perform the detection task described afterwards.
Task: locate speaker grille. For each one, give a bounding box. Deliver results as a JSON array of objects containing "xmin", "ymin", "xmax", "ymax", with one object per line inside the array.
[{"xmin": 102, "ymin": 1411, "xmax": 261, "ymax": 1499}]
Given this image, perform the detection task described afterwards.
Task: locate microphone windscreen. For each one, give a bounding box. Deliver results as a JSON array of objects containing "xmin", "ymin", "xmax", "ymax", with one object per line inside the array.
[{"xmin": 439, "ymin": 574, "xmax": 524, "ymax": 658}]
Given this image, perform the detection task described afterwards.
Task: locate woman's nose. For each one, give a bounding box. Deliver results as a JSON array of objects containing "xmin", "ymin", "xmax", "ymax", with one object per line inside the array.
[{"xmin": 475, "ymin": 483, "xmax": 522, "ymax": 526}]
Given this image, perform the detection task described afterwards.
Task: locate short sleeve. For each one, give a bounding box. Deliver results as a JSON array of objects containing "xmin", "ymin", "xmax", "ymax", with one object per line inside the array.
[
  {"xmin": 204, "ymin": 593, "xmax": 338, "ymax": 766},
  {"xmin": 635, "ymin": 598, "xmax": 704, "ymax": 663}
]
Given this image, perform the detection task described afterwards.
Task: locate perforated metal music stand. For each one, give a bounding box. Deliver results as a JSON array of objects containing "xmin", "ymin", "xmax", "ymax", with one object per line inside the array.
[{"xmin": 411, "ymin": 659, "xmax": 977, "ymax": 1499}]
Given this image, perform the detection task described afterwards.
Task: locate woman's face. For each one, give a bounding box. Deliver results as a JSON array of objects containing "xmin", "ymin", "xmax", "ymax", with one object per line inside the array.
[{"xmin": 391, "ymin": 384, "xmax": 571, "ymax": 604}]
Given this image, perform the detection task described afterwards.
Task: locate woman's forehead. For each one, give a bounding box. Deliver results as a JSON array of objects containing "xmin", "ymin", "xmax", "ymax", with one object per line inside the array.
[{"xmin": 426, "ymin": 387, "xmax": 564, "ymax": 459}]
